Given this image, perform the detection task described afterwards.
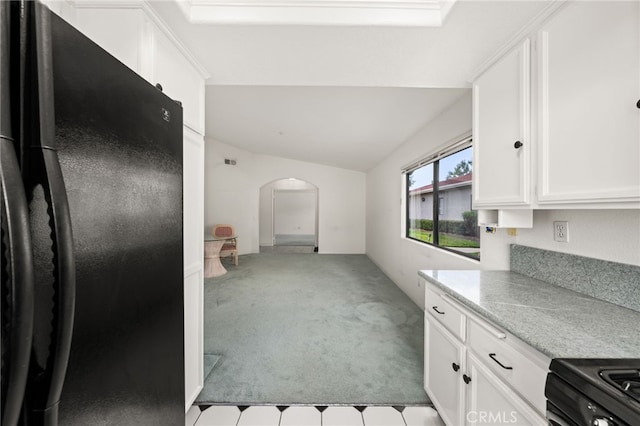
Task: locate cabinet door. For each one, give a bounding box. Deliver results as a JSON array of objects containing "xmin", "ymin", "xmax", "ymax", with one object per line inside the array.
[
  {"xmin": 152, "ymin": 27, "xmax": 205, "ymax": 134},
  {"xmin": 473, "ymin": 39, "xmax": 531, "ymax": 208},
  {"xmin": 465, "ymin": 352, "xmax": 544, "ymax": 426},
  {"xmin": 425, "ymin": 316, "xmax": 465, "ymax": 426},
  {"xmin": 184, "ymin": 128, "xmax": 205, "ymax": 410},
  {"xmin": 537, "ymin": 1, "xmax": 640, "ymax": 206},
  {"xmin": 74, "ymin": 7, "xmax": 149, "ymax": 79},
  {"xmin": 467, "ymin": 319, "xmax": 548, "ymax": 415},
  {"xmin": 41, "ymin": 0, "xmax": 77, "ymax": 25}
]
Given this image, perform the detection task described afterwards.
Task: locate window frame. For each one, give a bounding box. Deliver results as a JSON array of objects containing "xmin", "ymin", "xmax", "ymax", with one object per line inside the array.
[{"xmin": 404, "ymin": 139, "xmax": 479, "ymax": 261}]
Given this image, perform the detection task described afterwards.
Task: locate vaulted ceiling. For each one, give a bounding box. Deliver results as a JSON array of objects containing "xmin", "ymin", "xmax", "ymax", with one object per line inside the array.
[
  {"xmin": 148, "ymin": 0, "xmax": 552, "ymax": 171},
  {"xmin": 204, "ymin": 86, "xmax": 468, "ymax": 171}
]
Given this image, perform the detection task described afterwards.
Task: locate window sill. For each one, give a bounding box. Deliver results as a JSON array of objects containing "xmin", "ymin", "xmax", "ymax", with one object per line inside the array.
[{"xmin": 403, "ymin": 236, "xmax": 481, "ymax": 262}]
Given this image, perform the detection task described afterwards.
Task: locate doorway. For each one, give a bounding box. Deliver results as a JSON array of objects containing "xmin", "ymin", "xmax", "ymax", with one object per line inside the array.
[{"xmin": 259, "ymin": 178, "xmax": 318, "ymax": 253}]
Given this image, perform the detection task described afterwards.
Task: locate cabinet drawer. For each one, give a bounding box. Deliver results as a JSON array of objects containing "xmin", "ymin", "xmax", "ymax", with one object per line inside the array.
[
  {"xmin": 425, "ymin": 287, "xmax": 466, "ymax": 342},
  {"xmin": 468, "ymin": 318, "xmax": 547, "ymax": 414}
]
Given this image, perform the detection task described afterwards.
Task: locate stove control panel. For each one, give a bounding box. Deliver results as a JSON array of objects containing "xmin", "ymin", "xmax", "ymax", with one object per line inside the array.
[{"xmin": 592, "ymin": 416, "xmax": 616, "ymax": 426}]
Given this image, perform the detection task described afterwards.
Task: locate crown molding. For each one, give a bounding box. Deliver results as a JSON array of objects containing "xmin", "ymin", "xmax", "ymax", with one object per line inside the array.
[
  {"xmin": 73, "ymin": 0, "xmax": 210, "ymax": 78},
  {"xmin": 469, "ymin": 0, "xmax": 567, "ymax": 83},
  {"xmin": 141, "ymin": 1, "xmax": 210, "ymax": 79}
]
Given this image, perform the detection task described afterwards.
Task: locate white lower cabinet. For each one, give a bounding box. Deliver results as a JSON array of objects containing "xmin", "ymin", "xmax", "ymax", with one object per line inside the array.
[
  {"xmin": 424, "ymin": 280, "xmax": 549, "ymax": 426},
  {"xmin": 183, "ymin": 128, "xmax": 205, "ymax": 409},
  {"xmin": 425, "ymin": 316, "xmax": 465, "ymax": 426},
  {"xmin": 466, "ymin": 352, "xmax": 543, "ymax": 426}
]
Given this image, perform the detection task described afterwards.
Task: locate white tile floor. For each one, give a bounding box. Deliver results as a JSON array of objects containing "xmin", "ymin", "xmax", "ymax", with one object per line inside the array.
[{"xmin": 187, "ymin": 405, "xmax": 445, "ymax": 426}]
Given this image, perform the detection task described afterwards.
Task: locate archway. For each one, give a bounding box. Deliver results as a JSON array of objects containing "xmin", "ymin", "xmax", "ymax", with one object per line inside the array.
[{"xmin": 259, "ymin": 178, "xmax": 318, "ymax": 253}]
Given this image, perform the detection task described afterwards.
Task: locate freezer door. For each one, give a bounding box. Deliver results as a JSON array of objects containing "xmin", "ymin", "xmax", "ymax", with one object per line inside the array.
[{"xmin": 28, "ymin": 10, "xmax": 184, "ymax": 426}]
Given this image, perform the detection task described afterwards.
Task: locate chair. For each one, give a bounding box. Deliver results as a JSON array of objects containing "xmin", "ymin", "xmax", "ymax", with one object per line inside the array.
[{"xmin": 212, "ymin": 224, "xmax": 238, "ymax": 266}]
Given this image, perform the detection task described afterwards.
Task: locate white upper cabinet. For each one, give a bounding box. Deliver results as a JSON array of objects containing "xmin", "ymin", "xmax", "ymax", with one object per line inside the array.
[
  {"xmin": 473, "ymin": 40, "xmax": 531, "ymax": 208},
  {"xmin": 536, "ymin": 1, "xmax": 640, "ymax": 207},
  {"xmin": 41, "ymin": 0, "xmax": 78, "ymax": 26},
  {"xmin": 151, "ymin": 27, "xmax": 205, "ymax": 134},
  {"xmin": 473, "ymin": 0, "xmax": 640, "ymax": 210},
  {"xmin": 73, "ymin": 7, "xmax": 151, "ymax": 80},
  {"xmin": 72, "ymin": 3, "xmax": 206, "ymax": 135}
]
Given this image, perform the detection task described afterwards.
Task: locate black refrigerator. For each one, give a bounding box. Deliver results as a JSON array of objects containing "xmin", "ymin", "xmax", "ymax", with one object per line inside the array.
[{"xmin": 1, "ymin": 1, "xmax": 185, "ymax": 425}]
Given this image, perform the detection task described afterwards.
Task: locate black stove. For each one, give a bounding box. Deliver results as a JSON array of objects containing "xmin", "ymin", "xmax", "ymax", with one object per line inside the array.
[
  {"xmin": 600, "ymin": 369, "xmax": 640, "ymax": 404},
  {"xmin": 546, "ymin": 359, "xmax": 640, "ymax": 426}
]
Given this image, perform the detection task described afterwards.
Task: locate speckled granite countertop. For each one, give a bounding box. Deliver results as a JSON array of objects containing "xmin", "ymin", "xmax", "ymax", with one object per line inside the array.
[{"xmin": 419, "ymin": 270, "xmax": 640, "ymax": 359}]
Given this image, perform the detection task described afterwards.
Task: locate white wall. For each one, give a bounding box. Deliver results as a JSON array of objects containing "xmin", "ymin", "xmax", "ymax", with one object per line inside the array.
[
  {"xmin": 274, "ymin": 191, "xmax": 317, "ymax": 236},
  {"xmin": 205, "ymin": 140, "xmax": 366, "ymax": 254},
  {"xmin": 366, "ymin": 93, "xmax": 484, "ymax": 308},
  {"xmin": 259, "ymin": 179, "xmax": 317, "ymax": 246},
  {"xmin": 516, "ymin": 210, "xmax": 640, "ymax": 266},
  {"xmin": 366, "ymin": 92, "xmax": 640, "ymax": 309}
]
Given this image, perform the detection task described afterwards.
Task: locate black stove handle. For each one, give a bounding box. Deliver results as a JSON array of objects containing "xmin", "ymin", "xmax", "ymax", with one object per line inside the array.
[{"xmin": 546, "ymin": 410, "xmax": 572, "ymax": 426}]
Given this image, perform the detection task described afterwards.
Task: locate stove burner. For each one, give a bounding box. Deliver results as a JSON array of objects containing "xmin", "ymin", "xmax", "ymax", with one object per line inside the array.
[{"xmin": 600, "ymin": 369, "xmax": 640, "ymax": 403}]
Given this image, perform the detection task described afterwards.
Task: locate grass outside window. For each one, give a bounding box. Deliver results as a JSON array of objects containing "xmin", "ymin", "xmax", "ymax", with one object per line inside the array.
[{"xmin": 405, "ymin": 145, "xmax": 480, "ymax": 260}]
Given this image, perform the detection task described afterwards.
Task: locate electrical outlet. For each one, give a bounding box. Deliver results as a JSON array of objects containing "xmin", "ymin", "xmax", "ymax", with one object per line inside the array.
[{"xmin": 554, "ymin": 221, "xmax": 569, "ymax": 242}]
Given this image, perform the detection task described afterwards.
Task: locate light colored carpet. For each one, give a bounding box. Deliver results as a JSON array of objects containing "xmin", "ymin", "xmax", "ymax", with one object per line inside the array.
[
  {"xmin": 274, "ymin": 234, "xmax": 316, "ymax": 246},
  {"xmin": 203, "ymin": 354, "xmax": 221, "ymax": 381},
  {"xmin": 259, "ymin": 246, "xmax": 315, "ymax": 254},
  {"xmin": 196, "ymin": 254, "xmax": 428, "ymax": 405}
]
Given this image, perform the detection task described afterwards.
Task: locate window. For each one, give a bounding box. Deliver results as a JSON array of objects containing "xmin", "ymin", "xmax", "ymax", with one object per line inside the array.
[{"xmin": 406, "ymin": 145, "xmax": 479, "ymax": 260}]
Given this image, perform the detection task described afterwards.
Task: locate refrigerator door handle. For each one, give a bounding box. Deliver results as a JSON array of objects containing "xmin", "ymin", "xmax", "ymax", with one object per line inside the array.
[
  {"xmin": 0, "ymin": 143, "xmax": 35, "ymax": 426},
  {"xmin": 0, "ymin": 2, "xmax": 35, "ymax": 425},
  {"xmin": 0, "ymin": 144, "xmax": 36, "ymax": 426},
  {"xmin": 23, "ymin": 3, "xmax": 76, "ymax": 425}
]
